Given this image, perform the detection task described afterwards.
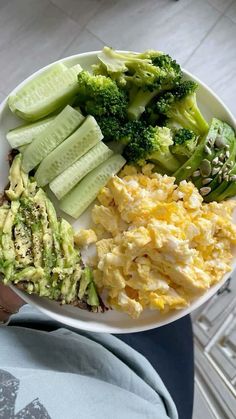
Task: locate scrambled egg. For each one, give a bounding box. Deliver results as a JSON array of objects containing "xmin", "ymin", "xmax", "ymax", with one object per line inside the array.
[{"xmin": 89, "ymin": 164, "xmax": 236, "ymax": 318}]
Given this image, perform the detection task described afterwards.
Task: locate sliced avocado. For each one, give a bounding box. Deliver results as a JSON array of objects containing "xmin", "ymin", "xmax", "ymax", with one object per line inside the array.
[
  {"xmin": 14, "ymin": 219, "xmax": 33, "ymax": 268},
  {"xmin": 0, "ymin": 154, "xmax": 102, "ymax": 311},
  {"xmin": 2, "ymin": 201, "xmax": 20, "ymax": 280},
  {"xmin": 0, "ymin": 206, "xmax": 9, "ymax": 273},
  {"xmin": 12, "ymin": 266, "xmax": 51, "ymax": 297},
  {"xmin": 78, "ymin": 266, "xmax": 92, "ymax": 300},
  {"xmin": 173, "ymin": 118, "xmax": 223, "ymax": 183},
  {"xmin": 20, "ymin": 195, "xmax": 44, "ymax": 268},
  {"xmin": 33, "ymin": 189, "xmax": 55, "ymax": 270},
  {"xmin": 61, "ymin": 264, "xmax": 82, "ymax": 304},
  {"xmin": 45, "ymin": 197, "xmax": 63, "ymax": 268},
  {"xmin": 5, "ymin": 154, "xmax": 28, "ymax": 200},
  {"xmin": 193, "ymin": 121, "xmax": 234, "ymax": 189},
  {"xmin": 79, "ymin": 267, "xmax": 99, "ymax": 307},
  {"xmin": 87, "ymin": 282, "xmax": 99, "ymax": 307},
  {"xmin": 60, "ymin": 219, "xmax": 78, "ymax": 268},
  {"xmin": 204, "ymin": 144, "xmax": 236, "ymax": 202}
]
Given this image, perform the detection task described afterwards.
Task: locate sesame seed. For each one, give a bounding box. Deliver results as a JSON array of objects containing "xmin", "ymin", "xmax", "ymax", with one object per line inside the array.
[
  {"xmin": 219, "ymin": 169, "xmax": 223, "ymax": 175},
  {"xmin": 186, "ymin": 166, "xmax": 191, "ymax": 170},
  {"xmin": 230, "ymin": 174, "xmax": 236, "ymax": 182},
  {"xmin": 226, "ymin": 151, "xmax": 230, "ymax": 158},
  {"xmin": 224, "ymin": 175, "xmax": 229, "ymax": 182},
  {"xmin": 211, "ymin": 167, "xmax": 220, "ymax": 176},
  {"xmin": 218, "ymin": 161, "xmax": 223, "ymax": 166},
  {"xmin": 193, "ymin": 170, "xmax": 200, "ymax": 177},
  {"xmin": 225, "ymin": 144, "xmax": 230, "ymax": 149},
  {"xmin": 202, "ymin": 177, "xmax": 212, "ymax": 185},
  {"xmin": 200, "ymin": 186, "xmax": 211, "ymax": 196}
]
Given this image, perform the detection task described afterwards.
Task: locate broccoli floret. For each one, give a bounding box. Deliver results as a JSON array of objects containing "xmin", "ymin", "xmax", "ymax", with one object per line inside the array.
[
  {"xmin": 96, "ymin": 115, "xmax": 124, "ymax": 142},
  {"xmin": 171, "ymin": 128, "xmax": 198, "ymax": 158},
  {"xmin": 155, "ymin": 80, "xmax": 209, "ymax": 135},
  {"xmin": 123, "ymin": 126, "xmax": 180, "ymax": 172},
  {"xmin": 93, "ymin": 47, "xmax": 182, "ymax": 121},
  {"xmin": 76, "ymin": 70, "xmax": 128, "ymax": 119}
]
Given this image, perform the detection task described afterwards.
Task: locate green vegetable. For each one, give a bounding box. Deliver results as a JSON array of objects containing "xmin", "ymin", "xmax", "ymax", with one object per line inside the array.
[
  {"xmin": 35, "ymin": 115, "xmax": 103, "ymax": 187},
  {"xmin": 7, "ymin": 114, "xmax": 55, "ymax": 149},
  {"xmin": 60, "ymin": 154, "xmax": 126, "ymax": 219},
  {"xmin": 94, "ymin": 47, "xmax": 181, "ymax": 120},
  {"xmin": 78, "ymin": 266, "xmax": 93, "ymax": 300},
  {"xmin": 155, "ymin": 80, "xmax": 209, "ymax": 135},
  {"xmin": 22, "ymin": 105, "xmax": 84, "ymax": 173},
  {"xmin": 76, "ymin": 70, "xmax": 128, "ymax": 119},
  {"xmin": 0, "ymin": 154, "xmax": 101, "ymax": 310},
  {"xmin": 123, "ymin": 126, "xmax": 180, "ymax": 172},
  {"xmin": 8, "ymin": 63, "xmax": 83, "ymax": 121},
  {"xmin": 173, "ymin": 118, "xmax": 222, "ymax": 183},
  {"xmin": 50, "ymin": 141, "xmax": 113, "ymax": 200},
  {"xmin": 171, "ymin": 128, "xmax": 198, "ymax": 158}
]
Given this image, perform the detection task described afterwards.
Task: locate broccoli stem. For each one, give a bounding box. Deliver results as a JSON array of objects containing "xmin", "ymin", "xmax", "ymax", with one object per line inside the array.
[
  {"xmin": 183, "ymin": 107, "xmax": 209, "ymax": 135},
  {"xmin": 151, "ymin": 151, "xmax": 180, "ymax": 172},
  {"xmin": 128, "ymin": 90, "xmax": 158, "ymax": 120}
]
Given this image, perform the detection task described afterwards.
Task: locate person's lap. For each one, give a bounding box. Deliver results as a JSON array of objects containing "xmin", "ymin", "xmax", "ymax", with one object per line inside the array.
[
  {"xmin": 10, "ymin": 310, "xmax": 194, "ymax": 419},
  {"xmin": 116, "ymin": 316, "xmax": 194, "ymax": 419}
]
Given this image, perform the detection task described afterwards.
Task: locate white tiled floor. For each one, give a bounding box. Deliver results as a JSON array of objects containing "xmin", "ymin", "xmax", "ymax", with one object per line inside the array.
[{"xmin": 0, "ymin": 0, "xmax": 236, "ymax": 417}]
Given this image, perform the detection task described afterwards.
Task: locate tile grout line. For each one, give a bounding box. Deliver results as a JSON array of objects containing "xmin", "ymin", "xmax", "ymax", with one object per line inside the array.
[
  {"xmin": 58, "ymin": 27, "xmax": 105, "ymax": 59},
  {"xmin": 183, "ymin": 12, "xmax": 223, "ymax": 67},
  {"xmin": 184, "ymin": 0, "xmax": 236, "ymax": 67},
  {"xmin": 222, "ymin": 0, "xmax": 236, "ymax": 24},
  {"xmin": 47, "ymin": 0, "xmax": 110, "ymax": 31}
]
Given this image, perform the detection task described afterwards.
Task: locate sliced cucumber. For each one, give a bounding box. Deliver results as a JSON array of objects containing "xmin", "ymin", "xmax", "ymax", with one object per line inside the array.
[
  {"xmin": 22, "ymin": 105, "xmax": 84, "ymax": 173},
  {"xmin": 8, "ymin": 63, "xmax": 82, "ymax": 121},
  {"xmin": 60, "ymin": 154, "xmax": 126, "ymax": 219},
  {"xmin": 7, "ymin": 115, "xmax": 55, "ymax": 149},
  {"xmin": 50, "ymin": 142, "xmax": 113, "ymax": 200},
  {"xmin": 35, "ymin": 116, "xmax": 103, "ymax": 187}
]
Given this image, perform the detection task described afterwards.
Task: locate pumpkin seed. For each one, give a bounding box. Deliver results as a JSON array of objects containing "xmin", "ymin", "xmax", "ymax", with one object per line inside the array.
[
  {"xmin": 200, "ymin": 159, "xmax": 211, "ymax": 177},
  {"xmin": 215, "ymin": 135, "xmax": 226, "ymax": 149}
]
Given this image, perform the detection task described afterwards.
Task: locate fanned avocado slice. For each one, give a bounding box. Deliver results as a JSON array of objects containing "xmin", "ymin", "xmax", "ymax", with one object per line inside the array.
[
  {"xmin": 45, "ymin": 197, "xmax": 63, "ymax": 268},
  {"xmin": 0, "ymin": 206, "xmax": 10, "ymax": 273},
  {"xmin": 5, "ymin": 154, "xmax": 28, "ymax": 200},
  {"xmin": 204, "ymin": 139, "xmax": 236, "ymax": 202},
  {"xmin": 173, "ymin": 118, "xmax": 222, "ymax": 183},
  {"xmin": 2, "ymin": 201, "xmax": 20, "ymax": 280},
  {"xmin": 60, "ymin": 219, "xmax": 78, "ymax": 268},
  {"xmin": 33, "ymin": 189, "xmax": 55, "ymax": 270},
  {"xmin": 193, "ymin": 121, "xmax": 235, "ymax": 189},
  {"xmin": 0, "ymin": 153, "xmax": 103, "ymax": 311},
  {"xmin": 78, "ymin": 267, "xmax": 99, "ymax": 308}
]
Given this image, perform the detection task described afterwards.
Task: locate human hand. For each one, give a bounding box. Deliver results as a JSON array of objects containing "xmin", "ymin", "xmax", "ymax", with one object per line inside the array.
[{"xmin": 0, "ymin": 282, "xmax": 25, "ymax": 324}]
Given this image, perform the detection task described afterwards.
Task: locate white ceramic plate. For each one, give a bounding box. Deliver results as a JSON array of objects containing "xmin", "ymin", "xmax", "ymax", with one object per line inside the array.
[{"xmin": 0, "ymin": 51, "xmax": 236, "ymax": 333}]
